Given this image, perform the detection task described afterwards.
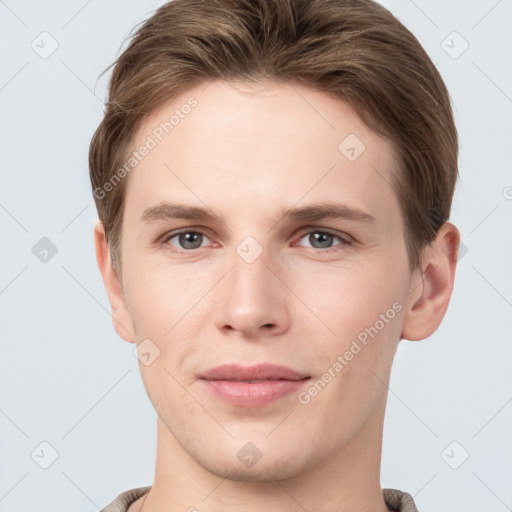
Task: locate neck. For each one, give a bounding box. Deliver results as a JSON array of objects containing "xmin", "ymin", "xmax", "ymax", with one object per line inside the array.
[{"xmin": 142, "ymin": 397, "xmax": 391, "ymax": 512}]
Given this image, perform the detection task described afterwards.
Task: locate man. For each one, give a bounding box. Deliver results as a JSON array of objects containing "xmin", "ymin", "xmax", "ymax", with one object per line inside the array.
[{"xmin": 90, "ymin": 0, "xmax": 460, "ymax": 510}]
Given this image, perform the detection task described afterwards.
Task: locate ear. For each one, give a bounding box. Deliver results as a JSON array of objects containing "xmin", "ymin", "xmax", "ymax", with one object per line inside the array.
[
  {"xmin": 93, "ymin": 220, "xmax": 136, "ymax": 343},
  {"xmin": 401, "ymin": 222, "xmax": 460, "ymax": 341}
]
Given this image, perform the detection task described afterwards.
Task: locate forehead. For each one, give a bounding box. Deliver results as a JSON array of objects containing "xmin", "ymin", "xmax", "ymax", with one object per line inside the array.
[{"xmin": 124, "ymin": 79, "xmax": 400, "ymax": 228}]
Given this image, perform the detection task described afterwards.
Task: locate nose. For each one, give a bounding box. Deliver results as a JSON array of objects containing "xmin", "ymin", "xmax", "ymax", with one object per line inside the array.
[{"xmin": 214, "ymin": 245, "xmax": 291, "ymax": 339}]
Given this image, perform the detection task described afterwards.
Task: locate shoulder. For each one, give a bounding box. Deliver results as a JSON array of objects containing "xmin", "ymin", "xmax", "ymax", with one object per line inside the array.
[
  {"xmin": 101, "ymin": 486, "xmax": 151, "ymax": 512},
  {"xmin": 382, "ymin": 488, "xmax": 419, "ymax": 512}
]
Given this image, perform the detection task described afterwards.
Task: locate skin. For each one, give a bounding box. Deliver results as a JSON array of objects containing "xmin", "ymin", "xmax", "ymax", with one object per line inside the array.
[{"xmin": 94, "ymin": 80, "xmax": 460, "ymax": 512}]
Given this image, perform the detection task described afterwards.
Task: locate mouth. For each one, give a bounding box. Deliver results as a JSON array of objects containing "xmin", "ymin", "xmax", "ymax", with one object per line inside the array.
[
  {"xmin": 198, "ymin": 364, "xmax": 311, "ymax": 407},
  {"xmin": 230, "ymin": 379, "xmax": 296, "ymax": 383},
  {"xmin": 199, "ymin": 363, "xmax": 309, "ymax": 381}
]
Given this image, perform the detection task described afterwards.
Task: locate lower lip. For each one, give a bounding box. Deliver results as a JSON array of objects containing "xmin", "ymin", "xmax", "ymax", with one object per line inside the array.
[{"xmin": 201, "ymin": 378, "xmax": 310, "ymax": 407}]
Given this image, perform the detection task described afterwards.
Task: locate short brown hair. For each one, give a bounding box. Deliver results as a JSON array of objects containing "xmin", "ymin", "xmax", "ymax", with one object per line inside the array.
[{"xmin": 89, "ymin": 0, "xmax": 458, "ymax": 275}]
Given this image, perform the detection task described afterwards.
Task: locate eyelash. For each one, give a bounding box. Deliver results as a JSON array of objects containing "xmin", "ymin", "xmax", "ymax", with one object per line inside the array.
[{"xmin": 159, "ymin": 227, "xmax": 353, "ymax": 255}]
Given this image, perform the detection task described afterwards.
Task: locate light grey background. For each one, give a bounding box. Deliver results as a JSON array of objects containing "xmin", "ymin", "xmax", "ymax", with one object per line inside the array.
[{"xmin": 0, "ymin": 0, "xmax": 511, "ymax": 510}]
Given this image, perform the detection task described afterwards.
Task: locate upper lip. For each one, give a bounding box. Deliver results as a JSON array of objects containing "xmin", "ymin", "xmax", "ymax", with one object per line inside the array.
[{"xmin": 199, "ymin": 364, "xmax": 309, "ymax": 381}]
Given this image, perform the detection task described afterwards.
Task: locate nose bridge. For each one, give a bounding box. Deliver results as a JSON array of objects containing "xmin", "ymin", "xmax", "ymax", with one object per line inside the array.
[
  {"xmin": 231, "ymin": 236, "xmax": 271, "ymax": 298},
  {"xmin": 230, "ymin": 236, "xmax": 275, "ymax": 312}
]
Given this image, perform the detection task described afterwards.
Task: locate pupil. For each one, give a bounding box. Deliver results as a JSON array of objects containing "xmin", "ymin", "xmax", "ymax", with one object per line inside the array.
[
  {"xmin": 311, "ymin": 232, "xmax": 332, "ymax": 248},
  {"xmin": 180, "ymin": 232, "xmax": 201, "ymax": 249}
]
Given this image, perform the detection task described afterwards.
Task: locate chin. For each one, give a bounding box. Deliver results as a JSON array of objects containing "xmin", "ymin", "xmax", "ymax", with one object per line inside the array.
[{"xmin": 200, "ymin": 456, "xmax": 308, "ymax": 483}]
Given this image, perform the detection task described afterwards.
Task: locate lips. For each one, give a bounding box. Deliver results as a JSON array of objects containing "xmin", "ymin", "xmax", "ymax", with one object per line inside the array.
[
  {"xmin": 199, "ymin": 364, "xmax": 311, "ymax": 407},
  {"xmin": 199, "ymin": 363, "xmax": 309, "ymax": 381}
]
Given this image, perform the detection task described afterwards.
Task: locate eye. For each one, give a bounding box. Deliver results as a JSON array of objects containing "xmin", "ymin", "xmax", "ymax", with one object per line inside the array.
[
  {"xmin": 295, "ymin": 229, "xmax": 351, "ymax": 252},
  {"xmin": 162, "ymin": 230, "xmax": 211, "ymax": 251},
  {"xmin": 159, "ymin": 228, "xmax": 352, "ymax": 254}
]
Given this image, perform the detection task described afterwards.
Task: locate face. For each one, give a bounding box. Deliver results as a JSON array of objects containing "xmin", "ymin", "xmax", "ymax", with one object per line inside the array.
[{"xmin": 112, "ymin": 80, "xmax": 416, "ymax": 481}]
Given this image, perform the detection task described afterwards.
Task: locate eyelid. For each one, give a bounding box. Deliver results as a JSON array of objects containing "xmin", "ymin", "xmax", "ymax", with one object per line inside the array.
[
  {"xmin": 294, "ymin": 226, "xmax": 354, "ymax": 245},
  {"xmin": 293, "ymin": 228, "xmax": 353, "ymax": 253},
  {"xmin": 159, "ymin": 227, "xmax": 213, "ymax": 247}
]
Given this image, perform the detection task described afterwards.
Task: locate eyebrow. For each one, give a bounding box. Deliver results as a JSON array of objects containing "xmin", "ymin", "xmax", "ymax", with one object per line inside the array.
[{"xmin": 139, "ymin": 201, "xmax": 375, "ymax": 225}]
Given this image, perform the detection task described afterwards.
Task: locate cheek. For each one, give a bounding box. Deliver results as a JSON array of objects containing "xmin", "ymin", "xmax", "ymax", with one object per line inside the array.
[
  {"xmin": 123, "ymin": 260, "xmax": 198, "ymax": 338},
  {"xmin": 293, "ymin": 263, "xmax": 404, "ymax": 379},
  {"xmin": 293, "ymin": 264, "xmax": 395, "ymax": 333}
]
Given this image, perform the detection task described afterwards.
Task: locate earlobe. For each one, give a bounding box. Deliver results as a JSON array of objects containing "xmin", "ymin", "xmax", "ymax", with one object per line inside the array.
[
  {"xmin": 401, "ymin": 222, "xmax": 460, "ymax": 341},
  {"xmin": 93, "ymin": 220, "xmax": 136, "ymax": 343}
]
